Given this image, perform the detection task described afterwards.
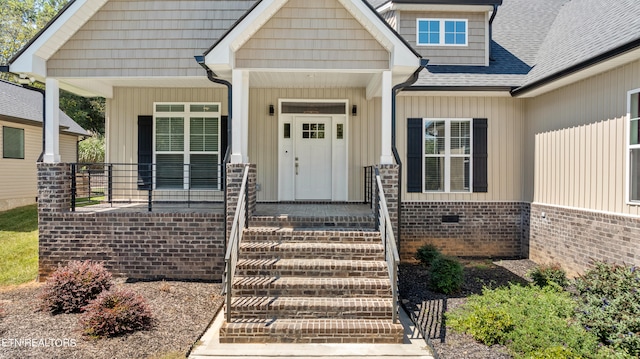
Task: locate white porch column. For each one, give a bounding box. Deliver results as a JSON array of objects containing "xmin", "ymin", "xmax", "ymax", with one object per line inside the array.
[
  {"xmin": 231, "ymin": 69, "xmax": 249, "ymax": 163},
  {"xmin": 380, "ymin": 70, "xmax": 394, "ymax": 165},
  {"xmin": 43, "ymin": 78, "xmax": 61, "ymax": 163}
]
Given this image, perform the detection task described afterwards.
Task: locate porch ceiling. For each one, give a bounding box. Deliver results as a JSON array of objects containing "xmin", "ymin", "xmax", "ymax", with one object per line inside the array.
[{"xmin": 58, "ymin": 70, "xmax": 379, "ymax": 98}]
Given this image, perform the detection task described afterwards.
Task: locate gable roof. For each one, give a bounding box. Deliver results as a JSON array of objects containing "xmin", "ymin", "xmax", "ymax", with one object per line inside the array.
[
  {"xmin": 0, "ymin": 80, "xmax": 89, "ymax": 136},
  {"xmin": 6, "ymin": 0, "xmax": 640, "ymax": 97}
]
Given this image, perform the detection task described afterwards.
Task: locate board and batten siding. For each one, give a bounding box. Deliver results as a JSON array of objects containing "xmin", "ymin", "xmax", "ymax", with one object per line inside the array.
[
  {"xmin": 399, "ymin": 11, "xmax": 487, "ymax": 66},
  {"xmin": 236, "ymin": 0, "xmax": 389, "ymax": 70},
  {"xmin": 0, "ymin": 121, "xmax": 78, "ymax": 211},
  {"xmin": 47, "ymin": 0, "xmax": 255, "ymax": 77},
  {"xmin": 524, "ymin": 59, "xmax": 640, "ymax": 216},
  {"xmin": 396, "ymin": 95, "xmax": 525, "ymax": 201},
  {"xmin": 249, "ymin": 88, "xmax": 380, "ymax": 202}
]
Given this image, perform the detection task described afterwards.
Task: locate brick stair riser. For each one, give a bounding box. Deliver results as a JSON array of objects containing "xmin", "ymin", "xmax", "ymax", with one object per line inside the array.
[
  {"xmin": 236, "ymin": 268, "xmax": 388, "ymax": 277},
  {"xmin": 249, "ymin": 218, "xmax": 375, "ymax": 229},
  {"xmin": 231, "ymin": 286, "xmax": 392, "ymax": 297},
  {"xmin": 227, "ymin": 298, "xmax": 394, "ymax": 319},
  {"xmin": 229, "ymin": 307, "xmax": 393, "ymax": 320},
  {"xmin": 239, "ymin": 248, "xmax": 385, "ymax": 261},
  {"xmin": 219, "ymin": 321, "xmax": 404, "ymax": 344},
  {"xmin": 243, "ymin": 232, "xmax": 380, "ymax": 243}
]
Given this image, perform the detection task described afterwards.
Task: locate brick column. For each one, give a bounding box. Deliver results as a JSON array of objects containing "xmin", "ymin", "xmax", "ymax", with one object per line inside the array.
[
  {"xmin": 225, "ymin": 163, "xmax": 256, "ymax": 239},
  {"xmin": 376, "ymin": 164, "xmax": 399, "ymax": 236},
  {"xmin": 38, "ymin": 163, "xmax": 71, "ymax": 214},
  {"xmin": 38, "ymin": 163, "xmax": 71, "ymax": 280}
]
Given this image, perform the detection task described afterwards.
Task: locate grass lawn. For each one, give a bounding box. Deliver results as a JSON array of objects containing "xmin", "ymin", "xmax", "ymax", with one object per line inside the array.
[{"xmin": 0, "ymin": 204, "xmax": 38, "ymax": 285}]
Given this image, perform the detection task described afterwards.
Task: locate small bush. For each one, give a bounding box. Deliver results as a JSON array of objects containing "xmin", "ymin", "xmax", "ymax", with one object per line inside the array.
[
  {"xmin": 429, "ymin": 256, "xmax": 463, "ymax": 294},
  {"xmin": 574, "ymin": 262, "xmax": 640, "ymax": 357},
  {"xmin": 448, "ymin": 284, "xmax": 600, "ymax": 358},
  {"xmin": 80, "ymin": 289, "xmax": 155, "ymax": 338},
  {"xmin": 529, "ymin": 263, "xmax": 569, "ymax": 289},
  {"xmin": 39, "ymin": 260, "xmax": 112, "ymax": 314},
  {"xmin": 415, "ymin": 244, "xmax": 441, "ymax": 267},
  {"xmin": 525, "ymin": 346, "xmax": 582, "ymax": 359}
]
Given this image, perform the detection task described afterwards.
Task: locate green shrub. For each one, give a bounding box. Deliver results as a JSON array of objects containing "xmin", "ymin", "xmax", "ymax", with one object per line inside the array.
[
  {"xmin": 80, "ymin": 289, "xmax": 155, "ymax": 338},
  {"xmin": 39, "ymin": 260, "xmax": 113, "ymax": 314},
  {"xmin": 415, "ymin": 244, "xmax": 441, "ymax": 267},
  {"xmin": 448, "ymin": 284, "xmax": 600, "ymax": 358},
  {"xmin": 429, "ymin": 256, "xmax": 463, "ymax": 294},
  {"xmin": 529, "ymin": 263, "xmax": 569, "ymax": 289},
  {"xmin": 574, "ymin": 262, "xmax": 640, "ymax": 357},
  {"xmin": 525, "ymin": 346, "xmax": 583, "ymax": 359}
]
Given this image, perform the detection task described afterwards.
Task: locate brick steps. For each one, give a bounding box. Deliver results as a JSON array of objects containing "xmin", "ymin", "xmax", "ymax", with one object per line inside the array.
[
  {"xmin": 240, "ymin": 242, "xmax": 385, "ymax": 261},
  {"xmin": 219, "ymin": 319, "xmax": 404, "ymax": 344},
  {"xmin": 235, "ymin": 258, "xmax": 388, "ymax": 277},
  {"xmin": 220, "ymin": 224, "xmax": 401, "ymax": 344},
  {"xmin": 232, "ymin": 276, "xmax": 392, "ymax": 297},
  {"xmin": 229, "ymin": 297, "xmax": 394, "ymax": 319}
]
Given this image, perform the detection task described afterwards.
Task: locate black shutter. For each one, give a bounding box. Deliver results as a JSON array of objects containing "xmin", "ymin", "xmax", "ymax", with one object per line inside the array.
[
  {"xmin": 407, "ymin": 118, "xmax": 423, "ymax": 193},
  {"xmin": 473, "ymin": 118, "xmax": 488, "ymax": 193},
  {"xmin": 137, "ymin": 116, "xmax": 153, "ymax": 190}
]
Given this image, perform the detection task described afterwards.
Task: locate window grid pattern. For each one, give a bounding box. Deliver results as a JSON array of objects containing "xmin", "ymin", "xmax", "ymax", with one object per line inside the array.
[
  {"xmin": 154, "ymin": 103, "xmax": 221, "ymax": 190},
  {"xmin": 423, "ymin": 119, "xmax": 472, "ymax": 192},
  {"xmin": 417, "ymin": 19, "xmax": 468, "ymax": 46}
]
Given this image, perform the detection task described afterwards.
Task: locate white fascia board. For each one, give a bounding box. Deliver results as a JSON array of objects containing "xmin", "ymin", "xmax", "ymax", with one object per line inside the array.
[
  {"xmin": 10, "ymin": 0, "xmax": 107, "ymax": 76},
  {"xmin": 386, "ymin": 4, "xmax": 493, "ymax": 12},
  {"xmin": 204, "ymin": 0, "xmax": 288, "ymax": 69},
  {"xmin": 337, "ymin": 0, "xmax": 420, "ymax": 70},
  {"xmin": 398, "ymin": 90, "xmax": 512, "ymax": 97},
  {"xmin": 516, "ymin": 47, "xmax": 640, "ymax": 98}
]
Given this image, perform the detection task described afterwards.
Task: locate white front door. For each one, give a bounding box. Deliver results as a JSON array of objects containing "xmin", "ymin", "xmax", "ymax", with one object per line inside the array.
[
  {"xmin": 294, "ymin": 116, "xmax": 332, "ymax": 200},
  {"xmin": 278, "ymin": 100, "xmax": 348, "ymax": 201}
]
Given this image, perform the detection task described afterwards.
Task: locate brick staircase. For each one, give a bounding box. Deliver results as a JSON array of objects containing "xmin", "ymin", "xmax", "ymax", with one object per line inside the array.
[{"xmin": 219, "ymin": 216, "xmax": 404, "ymax": 344}]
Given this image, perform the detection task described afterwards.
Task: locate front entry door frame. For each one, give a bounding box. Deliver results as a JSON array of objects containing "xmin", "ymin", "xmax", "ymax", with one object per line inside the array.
[{"xmin": 278, "ymin": 99, "xmax": 349, "ymax": 201}]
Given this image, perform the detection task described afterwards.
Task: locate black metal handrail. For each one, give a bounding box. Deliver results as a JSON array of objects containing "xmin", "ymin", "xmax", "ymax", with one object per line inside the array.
[
  {"xmin": 364, "ymin": 166, "xmax": 374, "ymax": 206},
  {"xmin": 374, "ymin": 167, "xmax": 400, "ymax": 324},
  {"xmin": 70, "ymin": 162, "xmax": 225, "ymax": 212},
  {"xmin": 223, "ymin": 165, "xmax": 250, "ymax": 323}
]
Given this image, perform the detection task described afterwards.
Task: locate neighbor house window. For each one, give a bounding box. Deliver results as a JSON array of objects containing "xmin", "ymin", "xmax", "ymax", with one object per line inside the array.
[
  {"xmin": 629, "ymin": 90, "xmax": 640, "ymax": 202},
  {"xmin": 3, "ymin": 126, "xmax": 25, "ymax": 159},
  {"xmin": 417, "ymin": 19, "xmax": 468, "ymax": 46},
  {"xmin": 424, "ymin": 119, "xmax": 472, "ymax": 192},
  {"xmin": 153, "ymin": 103, "xmax": 220, "ymax": 190}
]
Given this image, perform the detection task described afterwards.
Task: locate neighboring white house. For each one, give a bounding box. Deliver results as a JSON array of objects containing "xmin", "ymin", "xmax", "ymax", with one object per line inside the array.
[{"xmin": 0, "ymin": 80, "xmax": 88, "ymax": 211}]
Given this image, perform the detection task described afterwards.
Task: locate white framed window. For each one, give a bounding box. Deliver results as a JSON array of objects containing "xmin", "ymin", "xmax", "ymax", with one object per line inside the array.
[
  {"xmin": 628, "ymin": 90, "xmax": 640, "ymax": 203},
  {"xmin": 423, "ymin": 118, "xmax": 472, "ymax": 192},
  {"xmin": 153, "ymin": 103, "xmax": 221, "ymax": 190},
  {"xmin": 417, "ymin": 18, "xmax": 468, "ymax": 46}
]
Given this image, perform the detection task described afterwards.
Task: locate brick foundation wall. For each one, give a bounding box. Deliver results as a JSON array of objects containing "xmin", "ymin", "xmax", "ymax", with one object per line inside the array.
[
  {"xmin": 400, "ymin": 201, "xmax": 525, "ymax": 262},
  {"xmin": 529, "ymin": 203, "xmax": 640, "ymax": 276},
  {"xmin": 37, "ymin": 163, "xmax": 226, "ymax": 281}
]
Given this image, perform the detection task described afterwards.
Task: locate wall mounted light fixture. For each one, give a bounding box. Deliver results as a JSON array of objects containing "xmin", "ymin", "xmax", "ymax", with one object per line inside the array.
[
  {"xmin": 269, "ymin": 104, "xmax": 275, "ymax": 116},
  {"xmin": 351, "ymin": 105, "xmax": 357, "ymax": 116}
]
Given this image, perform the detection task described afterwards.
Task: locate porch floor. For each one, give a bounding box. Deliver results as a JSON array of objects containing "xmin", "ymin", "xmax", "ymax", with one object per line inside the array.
[
  {"xmin": 71, "ymin": 202, "xmax": 372, "ymax": 217},
  {"xmin": 255, "ymin": 203, "xmax": 373, "ymax": 217}
]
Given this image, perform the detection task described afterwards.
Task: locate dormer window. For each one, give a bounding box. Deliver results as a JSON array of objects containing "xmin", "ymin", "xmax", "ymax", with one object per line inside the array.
[{"xmin": 417, "ymin": 18, "xmax": 468, "ymax": 46}]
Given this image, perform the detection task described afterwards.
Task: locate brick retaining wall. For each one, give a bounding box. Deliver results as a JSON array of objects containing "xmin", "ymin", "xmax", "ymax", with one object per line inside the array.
[
  {"xmin": 529, "ymin": 203, "xmax": 640, "ymax": 276},
  {"xmin": 400, "ymin": 201, "xmax": 526, "ymax": 262}
]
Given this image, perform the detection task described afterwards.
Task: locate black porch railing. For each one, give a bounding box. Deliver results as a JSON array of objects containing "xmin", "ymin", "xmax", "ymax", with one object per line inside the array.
[{"xmin": 70, "ymin": 163, "xmax": 224, "ymax": 212}]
